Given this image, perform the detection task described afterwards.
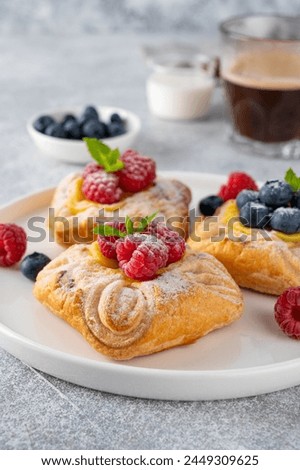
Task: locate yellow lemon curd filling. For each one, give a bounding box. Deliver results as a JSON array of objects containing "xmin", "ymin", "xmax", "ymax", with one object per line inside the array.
[
  {"xmin": 222, "ymin": 200, "xmax": 300, "ymax": 243},
  {"xmin": 66, "ymin": 177, "xmax": 125, "ymax": 215},
  {"xmin": 89, "ymin": 241, "xmax": 119, "ymax": 269}
]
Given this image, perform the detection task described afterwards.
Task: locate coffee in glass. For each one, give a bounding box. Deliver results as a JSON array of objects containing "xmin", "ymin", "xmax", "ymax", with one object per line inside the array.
[{"xmin": 220, "ymin": 15, "xmax": 300, "ymax": 158}]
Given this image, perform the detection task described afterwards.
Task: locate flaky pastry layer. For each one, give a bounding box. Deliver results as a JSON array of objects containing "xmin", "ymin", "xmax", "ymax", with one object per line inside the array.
[
  {"xmin": 188, "ymin": 202, "xmax": 300, "ymax": 295},
  {"xmin": 49, "ymin": 173, "xmax": 191, "ymax": 246},
  {"xmin": 33, "ymin": 245, "xmax": 244, "ymax": 360}
]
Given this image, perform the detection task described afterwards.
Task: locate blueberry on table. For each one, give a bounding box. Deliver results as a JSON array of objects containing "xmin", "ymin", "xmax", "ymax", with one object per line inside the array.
[
  {"xmin": 33, "ymin": 115, "xmax": 55, "ymax": 133},
  {"xmin": 110, "ymin": 113, "xmax": 123, "ymax": 124},
  {"xmin": 291, "ymin": 191, "xmax": 300, "ymax": 209},
  {"xmin": 199, "ymin": 195, "xmax": 224, "ymax": 216},
  {"xmin": 259, "ymin": 180, "xmax": 293, "ymax": 207},
  {"xmin": 236, "ymin": 190, "xmax": 259, "ymax": 210},
  {"xmin": 270, "ymin": 207, "xmax": 300, "ymax": 234},
  {"xmin": 240, "ymin": 202, "xmax": 271, "ymax": 229},
  {"xmin": 82, "ymin": 119, "xmax": 107, "ymax": 139},
  {"xmin": 108, "ymin": 122, "xmax": 125, "ymax": 137},
  {"xmin": 44, "ymin": 123, "xmax": 66, "ymax": 138},
  {"xmin": 64, "ymin": 120, "xmax": 82, "ymax": 139},
  {"xmin": 21, "ymin": 252, "xmax": 51, "ymax": 281}
]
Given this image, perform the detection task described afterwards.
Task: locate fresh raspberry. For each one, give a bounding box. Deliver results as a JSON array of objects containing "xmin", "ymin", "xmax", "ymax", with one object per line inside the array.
[
  {"xmin": 97, "ymin": 221, "xmax": 126, "ymax": 259},
  {"xmin": 116, "ymin": 234, "xmax": 168, "ymax": 281},
  {"xmin": 218, "ymin": 172, "xmax": 258, "ymax": 201},
  {"xmin": 0, "ymin": 223, "xmax": 27, "ymax": 267},
  {"xmin": 118, "ymin": 150, "xmax": 156, "ymax": 193},
  {"xmin": 274, "ymin": 287, "xmax": 300, "ymax": 339},
  {"xmin": 82, "ymin": 171, "xmax": 123, "ymax": 204},
  {"xmin": 149, "ymin": 222, "xmax": 186, "ymax": 265},
  {"xmin": 82, "ymin": 162, "xmax": 103, "ymax": 179}
]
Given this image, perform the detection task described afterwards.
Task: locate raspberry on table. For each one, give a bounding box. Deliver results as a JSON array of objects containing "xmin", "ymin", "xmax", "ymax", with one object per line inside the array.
[
  {"xmin": 0, "ymin": 223, "xmax": 27, "ymax": 267},
  {"xmin": 274, "ymin": 287, "xmax": 300, "ymax": 339},
  {"xmin": 148, "ymin": 222, "xmax": 186, "ymax": 264},
  {"xmin": 218, "ymin": 172, "xmax": 258, "ymax": 201},
  {"xmin": 82, "ymin": 162, "xmax": 103, "ymax": 179},
  {"xmin": 82, "ymin": 171, "xmax": 123, "ymax": 204},
  {"xmin": 116, "ymin": 233, "xmax": 168, "ymax": 281},
  {"xmin": 97, "ymin": 221, "xmax": 126, "ymax": 259},
  {"xmin": 118, "ymin": 149, "xmax": 156, "ymax": 193}
]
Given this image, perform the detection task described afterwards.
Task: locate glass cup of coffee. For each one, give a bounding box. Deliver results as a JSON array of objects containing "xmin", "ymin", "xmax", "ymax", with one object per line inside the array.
[{"xmin": 220, "ymin": 15, "xmax": 300, "ymax": 158}]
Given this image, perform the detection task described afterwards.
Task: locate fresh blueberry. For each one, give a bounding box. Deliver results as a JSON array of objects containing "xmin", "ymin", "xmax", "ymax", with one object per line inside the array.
[
  {"xmin": 240, "ymin": 202, "xmax": 271, "ymax": 229},
  {"xmin": 236, "ymin": 190, "xmax": 260, "ymax": 210},
  {"xmin": 21, "ymin": 252, "xmax": 51, "ymax": 281},
  {"xmin": 83, "ymin": 106, "xmax": 99, "ymax": 120},
  {"xmin": 199, "ymin": 195, "xmax": 224, "ymax": 216},
  {"xmin": 110, "ymin": 113, "xmax": 123, "ymax": 124},
  {"xmin": 33, "ymin": 115, "xmax": 55, "ymax": 133},
  {"xmin": 270, "ymin": 208, "xmax": 300, "ymax": 234},
  {"xmin": 291, "ymin": 191, "xmax": 300, "ymax": 209},
  {"xmin": 61, "ymin": 114, "xmax": 76, "ymax": 126},
  {"xmin": 64, "ymin": 120, "xmax": 82, "ymax": 139},
  {"xmin": 259, "ymin": 180, "xmax": 293, "ymax": 208},
  {"xmin": 78, "ymin": 106, "xmax": 99, "ymax": 127},
  {"xmin": 44, "ymin": 123, "xmax": 66, "ymax": 138},
  {"xmin": 108, "ymin": 122, "xmax": 125, "ymax": 137},
  {"xmin": 82, "ymin": 119, "xmax": 107, "ymax": 139}
]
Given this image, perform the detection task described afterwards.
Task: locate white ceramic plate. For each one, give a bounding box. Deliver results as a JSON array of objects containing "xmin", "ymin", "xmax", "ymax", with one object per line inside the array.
[
  {"xmin": 1, "ymin": 171, "xmax": 300, "ymax": 401},
  {"xmin": 27, "ymin": 106, "xmax": 141, "ymax": 164}
]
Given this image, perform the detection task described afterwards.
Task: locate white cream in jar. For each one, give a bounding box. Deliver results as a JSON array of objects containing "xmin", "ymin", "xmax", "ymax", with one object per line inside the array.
[{"xmin": 147, "ymin": 68, "xmax": 215, "ymax": 120}]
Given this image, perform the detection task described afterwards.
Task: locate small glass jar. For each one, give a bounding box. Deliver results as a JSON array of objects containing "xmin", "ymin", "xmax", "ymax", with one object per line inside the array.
[{"xmin": 145, "ymin": 50, "xmax": 217, "ymax": 120}]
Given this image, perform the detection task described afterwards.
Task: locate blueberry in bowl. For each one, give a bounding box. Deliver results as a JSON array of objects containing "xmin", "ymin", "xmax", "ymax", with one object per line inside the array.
[{"xmin": 27, "ymin": 106, "xmax": 141, "ymax": 163}]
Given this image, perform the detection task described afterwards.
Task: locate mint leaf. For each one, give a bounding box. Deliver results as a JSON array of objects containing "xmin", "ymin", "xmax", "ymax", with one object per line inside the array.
[
  {"xmin": 94, "ymin": 212, "xmax": 158, "ymax": 240},
  {"xmin": 125, "ymin": 215, "xmax": 134, "ymax": 235},
  {"xmin": 93, "ymin": 225, "xmax": 126, "ymax": 238},
  {"xmin": 135, "ymin": 212, "xmax": 158, "ymax": 233},
  {"xmin": 285, "ymin": 168, "xmax": 300, "ymax": 191},
  {"xmin": 83, "ymin": 138, "xmax": 124, "ymax": 173}
]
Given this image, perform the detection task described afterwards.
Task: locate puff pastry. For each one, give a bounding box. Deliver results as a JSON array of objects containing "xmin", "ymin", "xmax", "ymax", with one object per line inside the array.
[
  {"xmin": 49, "ymin": 173, "xmax": 191, "ymax": 246},
  {"xmin": 33, "ymin": 244, "xmax": 244, "ymax": 360},
  {"xmin": 188, "ymin": 201, "xmax": 300, "ymax": 295}
]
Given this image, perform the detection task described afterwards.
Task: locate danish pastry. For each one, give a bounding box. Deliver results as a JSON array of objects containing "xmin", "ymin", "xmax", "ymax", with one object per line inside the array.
[
  {"xmin": 33, "ymin": 244, "xmax": 244, "ymax": 360},
  {"xmin": 188, "ymin": 200, "xmax": 300, "ymax": 295},
  {"xmin": 50, "ymin": 172, "xmax": 191, "ymax": 246},
  {"xmin": 49, "ymin": 140, "xmax": 191, "ymax": 246}
]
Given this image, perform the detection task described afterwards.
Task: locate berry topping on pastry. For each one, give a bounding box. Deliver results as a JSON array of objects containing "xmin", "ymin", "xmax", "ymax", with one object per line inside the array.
[
  {"xmin": 239, "ymin": 202, "xmax": 272, "ymax": 229},
  {"xmin": 200, "ymin": 168, "xmax": 300, "ymax": 235},
  {"xmin": 270, "ymin": 207, "xmax": 300, "ymax": 234},
  {"xmin": 259, "ymin": 180, "xmax": 293, "ymax": 207},
  {"xmin": 82, "ymin": 162, "xmax": 103, "ymax": 179},
  {"xmin": 148, "ymin": 222, "xmax": 186, "ymax": 264},
  {"xmin": 116, "ymin": 234, "xmax": 169, "ymax": 281},
  {"xmin": 291, "ymin": 191, "xmax": 300, "ymax": 209},
  {"xmin": 0, "ymin": 223, "xmax": 27, "ymax": 267},
  {"xmin": 93, "ymin": 213, "xmax": 186, "ymax": 280},
  {"xmin": 118, "ymin": 149, "xmax": 156, "ymax": 193},
  {"xmin": 236, "ymin": 190, "xmax": 259, "ymax": 209},
  {"xmin": 275, "ymin": 287, "xmax": 300, "ymax": 339},
  {"xmin": 80, "ymin": 139, "xmax": 156, "ymax": 204},
  {"xmin": 218, "ymin": 172, "xmax": 258, "ymax": 201},
  {"xmin": 97, "ymin": 221, "xmax": 126, "ymax": 259},
  {"xmin": 82, "ymin": 171, "xmax": 123, "ymax": 204},
  {"xmin": 199, "ymin": 195, "xmax": 224, "ymax": 216}
]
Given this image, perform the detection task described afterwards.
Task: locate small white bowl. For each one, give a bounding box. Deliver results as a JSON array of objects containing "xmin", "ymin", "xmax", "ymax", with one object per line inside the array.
[{"xmin": 27, "ymin": 106, "xmax": 141, "ymax": 164}]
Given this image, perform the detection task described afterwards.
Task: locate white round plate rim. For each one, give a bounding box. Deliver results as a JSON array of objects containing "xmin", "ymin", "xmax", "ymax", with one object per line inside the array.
[{"xmin": 1, "ymin": 171, "xmax": 300, "ymax": 401}]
